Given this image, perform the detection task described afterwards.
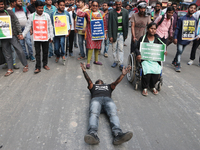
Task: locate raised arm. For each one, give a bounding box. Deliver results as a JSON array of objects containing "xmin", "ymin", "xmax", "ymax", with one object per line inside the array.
[
  {"xmin": 80, "ymin": 62, "xmax": 93, "ymax": 89},
  {"xmin": 110, "ymin": 66, "xmax": 131, "ymax": 90}
]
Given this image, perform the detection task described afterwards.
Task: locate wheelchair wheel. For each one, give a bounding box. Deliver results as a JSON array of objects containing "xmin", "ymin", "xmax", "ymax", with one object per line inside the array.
[{"xmin": 126, "ymin": 53, "xmax": 136, "ymax": 83}]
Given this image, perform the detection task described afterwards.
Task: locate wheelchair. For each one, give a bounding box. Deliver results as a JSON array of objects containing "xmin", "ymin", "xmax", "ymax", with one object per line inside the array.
[{"xmin": 126, "ymin": 53, "xmax": 163, "ymax": 91}]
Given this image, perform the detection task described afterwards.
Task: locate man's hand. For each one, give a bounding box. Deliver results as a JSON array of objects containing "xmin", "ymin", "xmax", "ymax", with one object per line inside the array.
[
  {"xmin": 75, "ymin": 29, "xmax": 78, "ymax": 33},
  {"xmin": 132, "ymin": 36, "xmax": 137, "ymax": 42},
  {"xmin": 17, "ymin": 35, "xmax": 24, "ymax": 40},
  {"xmin": 105, "ymin": 34, "xmax": 107, "ymax": 40},
  {"xmin": 82, "ymin": 29, "xmax": 86, "ymax": 33},
  {"xmin": 136, "ymin": 55, "xmax": 141, "ymax": 62},
  {"xmin": 48, "ymin": 38, "xmax": 53, "ymax": 42},
  {"xmin": 80, "ymin": 62, "xmax": 86, "ymax": 71},
  {"xmin": 109, "ymin": 37, "xmax": 113, "ymax": 43},
  {"xmin": 169, "ymin": 36, "xmax": 173, "ymax": 41},
  {"xmin": 164, "ymin": 51, "xmax": 167, "ymax": 56},
  {"xmin": 173, "ymin": 39, "xmax": 177, "ymax": 44},
  {"xmin": 122, "ymin": 65, "xmax": 131, "ymax": 75},
  {"xmin": 30, "ymin": 29, "xmax": 33, "ymax": 35}
]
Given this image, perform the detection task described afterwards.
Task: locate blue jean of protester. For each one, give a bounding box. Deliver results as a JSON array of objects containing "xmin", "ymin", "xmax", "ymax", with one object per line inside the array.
[
  {"xmin": 104, "ymin": 33, "xmax": 109, "ymax": 54},
  {"xmin": 20, "ymin": 27, "xmax": 33, "ymax": 57},
  {"xmin": 54, "ymin": 36, "xmax": 65, "ymax": 57},
  {"xmin": 88, "ymin": 96, "xmax": 122, "ymax": 136},
  {"xmin": 49, "ymin": 42, "xmax": 53, "ymax": 57},
  {"xmin": 78, "ymin": 34, "xmax": 87, "ymax": 58},
  {"xmin": 173, "ymin": 44, "xmax": 187, "ymax": 66}
]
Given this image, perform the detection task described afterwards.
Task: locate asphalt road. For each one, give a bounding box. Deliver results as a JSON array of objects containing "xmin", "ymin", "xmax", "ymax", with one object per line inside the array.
[{"xmin": 0, "ymin": 29, "xmax": 200, "ymax": 150}]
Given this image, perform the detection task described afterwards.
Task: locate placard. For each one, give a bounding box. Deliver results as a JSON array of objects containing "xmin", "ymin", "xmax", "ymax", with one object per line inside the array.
[
  {"xmin": 33, "ymin": 20, "xmax": 48, "ymax": 41},
  {"xmin": 54, "ymin": 15, "xmax": 68, "ymax": 36},
  {"xmin": 182, "ymin": 20, "xmax": 196, "ymax": 40},
  {"xmin": 140, "ymin": 42, "xmax": 166, "ymax": 62},
  {"xmin": 0, "ymin": 16, "xmax": 12, "ymax": 39},
  {"xmin": 91, "ymin": 19, "xmax": 104, "ymax": 40},
  {"xmin": 76, "ymin": 16, "xmax": 84, "ymax": 30}
]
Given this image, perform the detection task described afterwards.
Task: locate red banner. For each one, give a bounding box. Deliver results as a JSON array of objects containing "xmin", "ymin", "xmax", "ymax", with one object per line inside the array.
[{"xmin": 33, "ymin": 20, "xmax": 48, "ymax": 41}]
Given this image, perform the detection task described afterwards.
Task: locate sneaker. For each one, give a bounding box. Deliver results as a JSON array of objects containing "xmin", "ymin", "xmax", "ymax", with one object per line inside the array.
[
  {"xmin": 175, "ymin": 66, "xmax": 181, "ymax": 72},
  {"xmin": 113, "ymin": 132, "xmax": 133, "ymax": 145},
  {"xmin": 29, "ymin": 55, "xmax": 35, "ymax": 62},
  {"xmin": 104, "ymin": 53, "xmax": 108, "ymax": 57},
  {"xmin": 187, "ymin": 60, "xmax": 193, "ymax": 65},
  {"xmin": 119, "ymin": 65, "xmax": 124, "ymax": 71},
  {"xmin": 69, "ymin": 53, "xmax": 74, "ymax": 58},
  {"xmin": 84, "ymin": 133, "xmax": 100, "ymax": 145},
  {"xmin": 172, "ymin": 61, "xmax": 176, "ymax": 67},
  {"xmin": 111, "ymin": 62, "xmax": 118, "ymax": 68}
]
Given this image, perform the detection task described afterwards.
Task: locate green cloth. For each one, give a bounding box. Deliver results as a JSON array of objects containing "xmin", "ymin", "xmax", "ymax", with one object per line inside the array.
[
  {"xmin": 117, "ymin": 12, "xmax": 123, "ymax": 32},
  {"xmin": 108, "ymin": 8, "xmax": 129, "ymax": 42},
  {"xmin": 142, "ymin": 60, "xmax": 162, "ymax": 75}
]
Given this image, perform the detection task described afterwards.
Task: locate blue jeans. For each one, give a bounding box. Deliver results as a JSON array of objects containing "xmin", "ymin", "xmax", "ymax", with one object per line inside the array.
[
  {"xmin": 88, "ymin": 96, "xmax": 122, "ymax": 136},
  {"xmin": 112, "ymin": 33, "xmax": 124, "ymax": 65},
  {"xmin": 49, "ymin": 42, "xmax": 53, "ymax": 56},
  {"xmin": 54, "ymin": 36, "xmax": 65, "ymax": 57},
  {"xmin": 78, "ymin": 34, "xmax": 86, "ymax": 57},
  {"xmin": 173, "ymin": 44, "xmax": 187, "ymax": 67},
  {"xmin": 20, "ymin": 27, "xmax": 33, "ymax": 57},
  {"xmin": 104, "ymin": 33, "xmax": 109, "ymax": 54}
]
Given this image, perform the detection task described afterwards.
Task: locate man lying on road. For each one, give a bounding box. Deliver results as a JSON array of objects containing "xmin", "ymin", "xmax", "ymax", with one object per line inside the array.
[{"xmin": 80, "ymin": 62, "xmax": 133, "ymax": 145}]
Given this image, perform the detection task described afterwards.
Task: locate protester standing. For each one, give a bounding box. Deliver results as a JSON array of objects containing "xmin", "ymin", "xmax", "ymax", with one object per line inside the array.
[
  {"xmin": 23, "ymin": 1, "xmax": 54, "ymax": 74},
  {"xmin": 151, "ymin": 2, "xmax": 164, "ymax": 21},
  {"xmin": 108, "ymin": 0, "xmax": 129, "ymax": 70}
]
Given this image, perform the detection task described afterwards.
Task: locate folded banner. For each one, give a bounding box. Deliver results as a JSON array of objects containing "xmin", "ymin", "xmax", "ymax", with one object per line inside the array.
[
  {"xmin": 0, "ymin": 16, "xmax": 12, "ymax": 39},
  {"xmin": 33, "ymin": 20, "xmax": 48, "ymax": 41},
  {"xmin": 76, "ymin": 16, "xmax": 84, "ymax": 30},
  {"xmin": 91, "ymin": 19, "xmax": 104, "ymax": 40},
  {"xmin": 54, "ymin": 15, "xmax": 68, "ymax": 36},
  {"xmin": 182, "ymin": 20, "xmax": 196, "ymax": 40},
  {"xmin": 140, "ymin": 42, "xmax": 166, "ymax": 62}
]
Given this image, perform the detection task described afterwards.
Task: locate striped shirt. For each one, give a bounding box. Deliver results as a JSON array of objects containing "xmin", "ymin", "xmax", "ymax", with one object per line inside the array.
[{"xmin": 117, "ymin": 12, "xmax": 123, "ymax": 32}]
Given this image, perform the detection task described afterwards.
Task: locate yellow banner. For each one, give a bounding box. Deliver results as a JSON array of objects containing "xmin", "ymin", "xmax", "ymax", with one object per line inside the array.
[
  {"xmin": 54, "ymin": 15, "xmax": 68, "ymax": 36},
  {"xmin": 0, "ymin": 16, "xmax": 12, "ymax": 39}
]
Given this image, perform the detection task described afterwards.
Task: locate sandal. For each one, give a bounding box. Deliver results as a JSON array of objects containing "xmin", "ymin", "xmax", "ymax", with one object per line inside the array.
[
  {"xmin": 142, "ymin": 88, "xmax": 148, "ymax": 96},
  {"xmin": 55, "ymin": 57, "xmax": 59, "ymax": 63},
  {"xmin": 152, "ymin": 88, "xmax": 158, "ymax": 95},
  {"xmin": 23, "ymin": 66, "xmax": 28, "ymax": 72},
  {"xmin": 86, "ymin": 64, "xmax": 90, "ymax": 69},
  {"xmin": 77, "ymin": 56, "xmax": 85, "ymax": 60},
  {"xmin": 4, "ymin": 70, "xmax": 14, "ymax": 77},
  {"xmin": 93, "ymin": 61, "xmax": 102, "ymax": 65}
]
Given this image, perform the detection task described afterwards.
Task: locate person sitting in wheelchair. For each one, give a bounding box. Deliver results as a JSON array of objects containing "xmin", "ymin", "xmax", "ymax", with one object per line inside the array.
[{"xmin": 135, "ymin": 22, "xmax": 167, "ymax": 96}]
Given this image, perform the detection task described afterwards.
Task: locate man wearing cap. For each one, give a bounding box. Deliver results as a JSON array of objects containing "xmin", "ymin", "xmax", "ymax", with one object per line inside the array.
[{"xmin": 131, "ymin": 1, "xmax": 151, "ymax": 53}]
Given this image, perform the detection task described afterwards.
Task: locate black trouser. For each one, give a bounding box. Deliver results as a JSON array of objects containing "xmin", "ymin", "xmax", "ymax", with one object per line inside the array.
[
  {"xmin": 160, "ymin": 37, "xmax": 167, "ymax": 45},
  {"xmin": 34, "ymin": 41, "xmax": 49, "ymax": 69},
  {"xmin": 66, "ymin": 30, "xmax": 74, "ymax": 54},
  {"xmin": 190, "ymin": 39, "xmax": 200, "ymax": 60},
  {"xmin": 142, "ymin": 73, "xmax": 159, "ymax": 89}
]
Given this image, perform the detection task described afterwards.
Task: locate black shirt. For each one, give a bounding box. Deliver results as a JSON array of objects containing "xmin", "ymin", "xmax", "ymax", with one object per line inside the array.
[
  {"xmin": 27, "ymin": 4, "xmax": 36, "ymax": 13},
  {"xmin": 89, "ymin": 84, "xmax": 113, "ymax": 99}
]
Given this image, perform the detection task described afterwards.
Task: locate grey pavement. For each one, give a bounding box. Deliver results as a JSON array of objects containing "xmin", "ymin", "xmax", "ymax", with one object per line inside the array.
[{"xmin": 0, "ymin": 29, "xmax": 200, "ymax": 150}]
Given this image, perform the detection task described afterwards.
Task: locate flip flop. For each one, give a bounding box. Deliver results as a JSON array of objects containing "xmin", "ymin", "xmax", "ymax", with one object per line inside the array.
[
  {"xmin": 4, "ymin": 70, "xmax": 14, "ymax": 77},
  {"xmin": 23, "ymin": 66, "xmax": 28, "ymax": 72}
]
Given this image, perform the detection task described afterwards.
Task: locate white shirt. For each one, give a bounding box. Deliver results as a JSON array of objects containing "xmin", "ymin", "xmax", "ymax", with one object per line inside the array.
[{"xmin": 65, "ymin": 7, "xmax": 74, "ymax": 30}]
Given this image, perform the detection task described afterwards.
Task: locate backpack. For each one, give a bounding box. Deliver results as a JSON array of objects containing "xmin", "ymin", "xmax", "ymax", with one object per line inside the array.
[
  {"xmin": 157, "ymin": 14, "xmax": 172, "ymax": 30},
  {"xmin": 12, "ymin": 7, "xmax": 27, "ymax": 16}
]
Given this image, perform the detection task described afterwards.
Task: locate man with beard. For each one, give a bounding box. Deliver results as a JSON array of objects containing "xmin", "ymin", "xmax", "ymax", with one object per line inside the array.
[
  {"xmin": 51, "ymin": 0, "xmax": 71, "ymax": 65},
  {"xmin": 27, "ymin": 0, "xmax": 36, "ymax": 13},
  {"xmin": 22, "ymin": 1, "xmax": 54, "ymax": 74},
  {"xmin": 172, "ymin": 3, "xmax": 198, "ymax": 72},
  {"xmin": 154, "ymin": 6, "xmax": 174, "ymax": 44},
  {"xmin": 44, "ymin": 0, "xmax": 56, "ymax": 58},
  {"xmin": 131, "ymin": 1, "xmax": 151, "ymax": 53},
  {"xmin": 151, "ymin": 2, "xmax": 164, "ymax": 21},
  {"xmin": 13, "ymin": 0, "xmax": 35, "ymax": 62},
  {"xmin": 0, "ymin": 0, "xmax": 29, "ymax": 76},
  {"xmin": 108, "ymin": 0, "xmax": 129, "ymax": 71}
]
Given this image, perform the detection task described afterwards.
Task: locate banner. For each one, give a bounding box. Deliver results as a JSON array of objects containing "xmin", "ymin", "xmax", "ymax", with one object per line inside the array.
[
  {"xmin": 182, "ymin": 20, "xmax": 196, "ymax": 40},
  {"xmin": 33, "ymin": 20, "xmax": 48, "ymax": 41},
  {"xmin": 91, "ymin": 19, "xmax": 104, "ymax": 40},
  {"xmin": 197, "ymin": 19, "xmax": 200, "ymax": 35},
  {"xmin": 76, "ymin": 16, "xmax": 84, "ymax": 30},
  {"xmin": 140, "ymin": 42, "xmax": 166, "ymax": 62},
  {"xmin": 54, "ymin": 15, "xmax": 68, "ymax": 36},
  {"xmin": 0, "ymin": 16, "xmax": 12, "ymax": 39}
]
